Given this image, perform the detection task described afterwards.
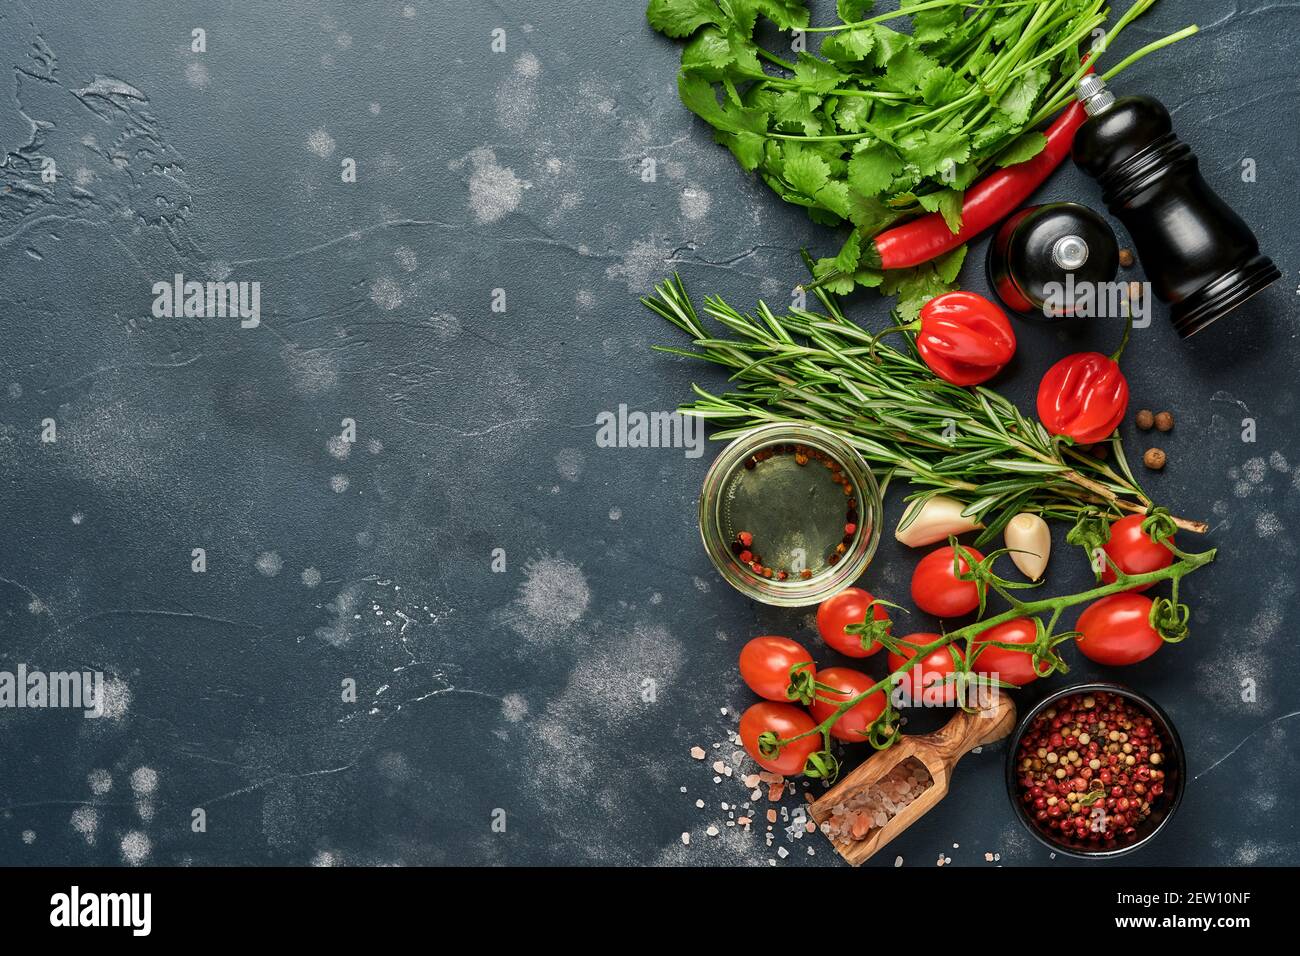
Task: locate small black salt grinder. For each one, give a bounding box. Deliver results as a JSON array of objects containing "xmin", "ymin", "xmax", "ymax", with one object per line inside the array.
[
  {"xmin": 1071, "ymin": 75, "xmax": 1281, "ymax": 338},
  {"xmin": 986, "ymin": 202, "xmax": 1119, "ymax": 320}
]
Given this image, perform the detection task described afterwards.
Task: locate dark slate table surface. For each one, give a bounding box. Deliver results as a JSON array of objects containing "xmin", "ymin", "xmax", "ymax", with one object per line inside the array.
[{"xmin": 1, "ymin": 1, "xmax": 1296, "ymax": 867}]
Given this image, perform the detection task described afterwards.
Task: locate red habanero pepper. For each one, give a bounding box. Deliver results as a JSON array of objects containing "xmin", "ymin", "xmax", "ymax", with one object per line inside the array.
[
  {"xmin": 868, "ymin": 100, "xmax": 1089, "ymax": 270},
  {"xmin": 870, "ymin": 290, "xmax": 1016, "ymax": 386},
  {"xmin": 1036, "ymin": 351, "xmax": 1129, "ymax": 444},
  {"xmin": 914, "ymin": 291, "xmax": 1016, "ymax": 386}
]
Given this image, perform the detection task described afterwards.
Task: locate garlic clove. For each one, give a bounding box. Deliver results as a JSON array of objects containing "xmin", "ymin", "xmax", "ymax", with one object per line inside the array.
[
  {"xmin": 1005, "ymin": 512, "xmax": 1051, "ymax": 581},
  {"xmin": 894, "ymin": 495, "xmax": 984, "ymax": 548}
]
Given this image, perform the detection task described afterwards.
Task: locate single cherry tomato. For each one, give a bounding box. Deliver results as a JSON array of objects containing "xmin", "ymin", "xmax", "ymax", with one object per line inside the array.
[
  {"xmin": 970, "ymin": 617, "xmax": 1048, "ymax": 686},
  {"xmin": 1036, "ymin": 351, "xmax": 1129, "ymax": 444},
  {"xmin": 808, "ymin": 667, "xmax": 888, "ymax": 743},
  {"xmin": 911, "ymin": 544, "xmax": 983, "ymax": 617},
  {"xmin": 1100, "ymin": 514, "xmax": 1174, "ymax": 590},
  {"xmin": 887, "ymin": 632, "xmax": 965, "ymax": 705},
  {"xmin": 738, "ymin": 702, "xmax": 820, "ymax": 776},
  {"xmin": 738, "ymin": 635, "xmax": 815, "ymax": 702},
  {"xmin": 915, "ymin": 291, "xmax": 1017, "ymax": 386},
  {"xmin": 816, "ymin": 587, "xmax": 889, "ymax": 657},
  {"xmin": 1075, "ymin": 593, "xmax": 1162, "ymax": 666}
]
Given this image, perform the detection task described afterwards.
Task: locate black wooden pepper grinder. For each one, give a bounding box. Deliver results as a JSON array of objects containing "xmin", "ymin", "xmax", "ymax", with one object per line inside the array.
[{"xmin": 1071, "ymin": 75, "xmax": 1281, "ymax": 338}]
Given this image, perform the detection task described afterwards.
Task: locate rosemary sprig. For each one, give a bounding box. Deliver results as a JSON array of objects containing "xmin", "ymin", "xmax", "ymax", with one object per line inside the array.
[{"xmin": 643, "ymin": 273, "xmax": 1208, "ymax": 540}]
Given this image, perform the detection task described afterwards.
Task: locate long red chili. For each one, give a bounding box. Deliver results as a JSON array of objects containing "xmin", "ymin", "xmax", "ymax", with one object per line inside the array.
[{"xmin": 868, "ymin": 100, "xmax": 1089, "ymax": 270}]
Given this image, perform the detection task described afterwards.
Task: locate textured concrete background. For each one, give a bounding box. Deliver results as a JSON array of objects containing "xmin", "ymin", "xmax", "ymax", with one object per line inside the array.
[{"xmin": 0, "ymin": 0, "xmax": 1297, "ymax": 866}]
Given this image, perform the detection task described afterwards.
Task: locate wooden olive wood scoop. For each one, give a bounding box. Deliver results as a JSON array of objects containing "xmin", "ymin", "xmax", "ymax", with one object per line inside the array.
[{"xmin": 809, "ymin": 693, "xmax": 1017, "ymax": 866}]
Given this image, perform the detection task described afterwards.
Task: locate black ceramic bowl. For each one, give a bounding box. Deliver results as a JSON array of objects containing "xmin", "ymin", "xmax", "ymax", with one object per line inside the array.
[{"xmin": 1005, "ymin": 682, "xmax": 1185, "ymax": 860}]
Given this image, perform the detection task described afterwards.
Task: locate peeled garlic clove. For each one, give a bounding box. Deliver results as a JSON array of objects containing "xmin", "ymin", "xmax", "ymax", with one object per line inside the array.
[
  {"xmin": 894, "ymin": 495, "xmax": 984, "ymax": 548},
  {"xmin": 1005, "ymin": 512, "xmax": 1050, "ymax": 581}
]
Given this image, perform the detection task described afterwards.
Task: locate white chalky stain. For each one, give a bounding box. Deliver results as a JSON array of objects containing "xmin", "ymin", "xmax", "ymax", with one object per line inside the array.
[
  {"xmin": 71, "ymin": 806, "xmax": 98, "ymax": 845},
  {"xmin": 120, "ymin": 831, "xmax": 151, "ymax": 866},
  {"xmin": 501, "ymin": 693, "xmax": 529, "ymax": 722},
  {"xmin": 88, "ymin": 769, "xmax": 113, "ymax": 794},
  {"xmin": 503, "ymin": 555, "xmax": 590, "ymax": 645},
  {"xmin": 465, "ymin": 147, "xmax": 529, "ymax": 224},
  {"xmin": 129, "ymin": 767, "xmax": 158, "ymax": 795},
  {"xmin": 255, "ymin": 551, "xmax": 283, "ymax": 577},
  {"xmin": 369, "ymin": 276, "xmax": 403, "ymax": 310},
  {"xmin": 301, "ymin": 567, "xmax": 322, "ymax": 588},
  {"xmin": 306, "ymin": 128, "xmax": 336, "ymax": 158}
]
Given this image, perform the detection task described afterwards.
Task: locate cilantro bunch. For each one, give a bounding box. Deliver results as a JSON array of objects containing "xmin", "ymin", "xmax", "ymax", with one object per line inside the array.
[{"xmin": 648, "ymin": 0, "xmax": 1191, "ymax": 313}]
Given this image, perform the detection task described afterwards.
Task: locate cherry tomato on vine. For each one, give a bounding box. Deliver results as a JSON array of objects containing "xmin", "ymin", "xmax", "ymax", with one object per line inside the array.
[
  {"xmin": 1036, "ymin": 351, "xmax": 1129, "ymax": 445},
  {"xmin": 970, "ymin": 617, "xmax": 1049, "ymax": 686},
  {"xmin": 738, "ymin": 702, "xmax": 820, "ymax": 776},
  {"xmin": 887, "ymin": 632, "xmax": 965, "ymax": 705},
  {"xmin": 1075, "ymin": 593, "xmax": 1162, "ymax": 666},
  {"xmin": 911, "ymin": 545, "xmax": 983, "ymax": 617},
  {"xmin": 915, "ymin": 291, "xmax": 1017, "ymax": 386},
  {"xmin": 1100, "ymin": 514, "xmax": 1174, "ymax": 590},
  {"xmin": 816, "ymin": 587, "xmax": 889, "ymax": 657},
  {"xmin": 808, "ymin": 667, "xmax": 888, "ymax": 743},
  {"xmin": 738, "ymin": 636, "xmax": 815, "ymax": 702}
]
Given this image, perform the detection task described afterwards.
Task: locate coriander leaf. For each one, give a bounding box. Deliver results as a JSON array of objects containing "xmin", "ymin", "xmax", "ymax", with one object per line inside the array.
[
  {"xmin": 912, "ymin": 6, "xmax": 962, "ymax": 45},
  {"xmin": 994, "ymin": 130, "xmax": 1047, "ymax": 167},
  {"xmin": 884, "ymin": 260, "xmax": 957, "ymax": 322},
  {"xmin": 996, "ymin": 67, "xmax": 1049, "ymax": 126},
  {"xmin": 848, "ymin": 141, "xmax": 903, "ymax": 197},
  {"xmin": 898, "ymin": 127, "xmax": 970, "ymax": 177},
  {"xmin": 869, "ymin": 25, "xmax": 910, "ymax": 69},
  {"xmin": 678, "ymin": 72, "xmax": 769, "ymax": 135},
  {"xmin": 773, "ymin": 90, "xmax": 823, "ymax": 135},
  {"xmin": 935, "ymin": 244, "xmax": 968, "ymax": 284},
  {"xmin": 733, "ymin": 0, "xmax": 811, "ymax": 33},
  {"xmin": 646, "ymin": 0, "xmax": 721, "ymax": 38},
  {"xmin": 834, "ymin": 96, "xmax": 871, "ymax": 132},
  {"xmin": 681, "ymin": 27, "xmax": 761, "ymax": 80},
  {"xmin": 792, "ymin": 52, "xmax": 846, "ymax": 95},
  {"xmin": 837, "ymin": 0, "xmax": 874, "ymax": 22},
  {"xmin": 881, "ymin": 45, "xmax": 938, "ymax": 93},
  {"xmin": 720, "ymin": 131, "xmax": 766, "ymax": 171},
  {"xmin": 833, "ymin": 231, "xmax": 863, "ymax": 273},
  {"xmin": 990, "ymin": 7, "xmax": 1032, "ymax": 43},
  {"xmin": 815, "ymin": 179, "xmax": 853, "ymax": 219},
  {"xmin": 970, "ymin": 115, "xmax": 1012, "ymax": 152},
  {"xmin": 919, "ymin": 66, "xmax": 969, "ymax": 107},
  {"xmin": 846, "ymin": 191, "xmax": 900, "ymax": 234},
  {"xmin": 782, "ymin": 147, "xmax": 832, "ymax": 198},
  {"xmin": 821, "ymin": 27, "xmax": 875, "ymax": 63},
  {"xmin": 917, "ymin": 188, "xmax": 964, "ymax": 233}
]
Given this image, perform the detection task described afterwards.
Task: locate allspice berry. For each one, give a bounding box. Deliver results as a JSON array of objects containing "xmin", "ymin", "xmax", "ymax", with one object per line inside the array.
[
  {"xmin": 1119, "ymin": 248, "xmax": 1135, "ymax": 268},
  {"xmin": 1135, "ymin": 409, "xmax": 1155, "ymax": 430},
  {"xmin": 1143, "ymin": 448, "xmax": 1167, "ymax": 470},
  {"xmin": 1154, "ymin": 411, "xmax": 1174, "ymax": 432}
]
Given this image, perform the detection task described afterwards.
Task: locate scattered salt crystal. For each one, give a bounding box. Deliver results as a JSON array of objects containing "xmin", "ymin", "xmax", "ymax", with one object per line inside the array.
[
  {"xmin": 953, "ymin": 843, "xmax": 959, "ymax": 849},
  {"xmin": 681, "ymin": 832, "xmax": 690, "ymax": 845},
  {"xmin": 720, "ymin": 707, "xmax": 728, "ymax": 715},
  {"xmin": 743, "ymin": 774, "xmax": 761, "ymax": 788},
  {"xmin": 721, "ymin": 802, "xmax": 729, "ymax": 811},
  {"xmin": 680, "ymin": 786, "xmax": 687, "ymax": 793},
  {"xmin": 695, "ymin": 799, "xmax": 704, "ymax": 809},
  {"xmin": 737, "ymin": 816, "xmax": 751, "ymax": 826},
  {"xmin": 713, "ymin": 776, "xmax": 722, "ymax": 783},
  {"xmin": 706, "ymin": 825, "xmax": 719, "ymax": 837},
  {"xmin": 972, "ymin": 746, "xmax": 983, "ymax": 754},
  {"xmin": 690, "ymin": 747, "xmax": 706, "ymax": 760},
  {"xmin": 894, "ymin": 856, "xmax": 904, "ymax": 868},
  {"xmin": 712, "ymin": 760, "xmax": 727, "ymax": 774},
  {"xmin": 777, "ymin": 846, "xmax": 789, "ymax": 859},
  {"xmin": 751, "ymin": 789, "xmax": 763, "ymax": 801},
  {"xmin": 985, "ymin": 852, "xmax": 994, "ymax": 862},
  {"xmin": 766, "ymin": 809, "xmax": 778, "ymax": 824}
]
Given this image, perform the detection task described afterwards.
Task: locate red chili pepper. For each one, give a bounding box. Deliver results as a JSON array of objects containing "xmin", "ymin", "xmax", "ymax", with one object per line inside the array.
[
  {"xmin": 913, "ymin": 291, "xmax": 1016, "ymax": 386},
  {"xmin": 868, "ymin": 99, "xmax": 1089, "ymax": 271},
  {"xmin": 1036, "ymin": 351, "xmax": 1129, "ymax": 444}
]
